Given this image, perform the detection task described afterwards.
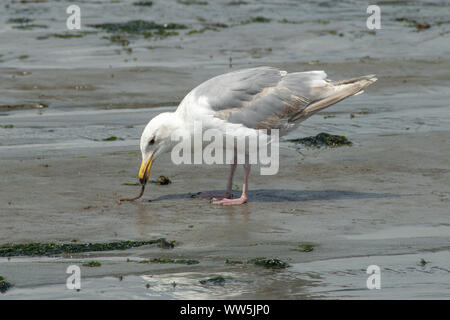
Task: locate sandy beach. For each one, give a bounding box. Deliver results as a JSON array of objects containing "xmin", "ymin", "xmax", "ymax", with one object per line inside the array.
[
  {"xmin": 1, "ymin": 128, "xmax": 449, "ymax": 298},
  {"xmin": 1, "ymin": 0, "xmax": 449, "ymax": 299}
]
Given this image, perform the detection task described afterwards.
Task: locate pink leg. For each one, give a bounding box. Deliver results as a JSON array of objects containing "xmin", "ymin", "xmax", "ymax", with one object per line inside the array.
[
  {"xmin": 196, "ymin": 162, "xmax": 237, "ymax": 200},
  {"xmin": 212, "ymin": 164, "xmax": 250, "ymax": 206}
]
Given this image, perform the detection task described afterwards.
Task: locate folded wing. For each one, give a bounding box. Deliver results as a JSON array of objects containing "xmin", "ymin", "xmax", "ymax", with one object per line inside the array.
[{"xmin": 179, "ymin": 66, "xmax": 377, "ymax": 132}]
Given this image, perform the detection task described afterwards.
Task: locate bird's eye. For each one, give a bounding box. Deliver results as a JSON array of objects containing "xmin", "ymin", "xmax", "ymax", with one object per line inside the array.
[{"xmin": 149, "ymin": 138, "xmax": 155, "ymax": 146}]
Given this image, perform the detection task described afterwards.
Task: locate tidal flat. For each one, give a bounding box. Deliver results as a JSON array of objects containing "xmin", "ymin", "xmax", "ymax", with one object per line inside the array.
[{"xmin": 1, "ymin": 0, "xmax": 449, "ymax": 299}]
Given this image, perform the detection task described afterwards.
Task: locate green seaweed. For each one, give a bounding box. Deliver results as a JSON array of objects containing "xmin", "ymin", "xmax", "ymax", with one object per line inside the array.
[
  {"xmin": 13, "ymin": 24, "xmax": 48, "ymax": 30},
  {"xmin": 91, "ymin": 20, "xmax": 186, "ymax": 44},
  {"xmin": 153, "ymin": 29, "xmax": 179, "ymax": 39},
  {"xmin": 122, "ymin": 182, "xmax": 140, "ymax": 186},
  {"xmin": 377, "ymin": 0, "xmax": 415, "ymax": 5},
  {"xmin": 0, "ymin": 239, "xmax": 173, "ymax": 257},
  {"xmin": 139, "ymin": 258, "xmax": 199, "ymax": 265},
  {"xmin": 37, "ymin": 33, "xmax": 89, "ymax": 40},
  {"xmin": 52, "ymin": 33, "xmax": 84, "ymax": 39},
  {"xmin": 251, "ymin": 16, "xmax": 271, "ymax": 23},
  {"xmin": 436, "ymin": 21, "xmax": 450, "ymax": 26},
  {"xmin": 133, "ymin": 1, "xmax": 153, "ymax": 5},
  {"xmin": 178, "ymin": 0, "xmax": 208, "ymax": 5},
  {"xmin": 186, "ymin": 24, "xmax": 226, "ymax": 35},
  {"xmin": 7, "ymin": 17, "xmax": 48, "ymax": 30},
  {"xmin": 7, "ymin": 17, "xmax": 33, "ymax": 24},
  {"xmin": 142, "ymin": 32, "xmax": 153, "ymax": 39},
  {"xmin": 327, "ymin": 30, "xmax": 344, "ymax": 37},
  {"xmin": 83, "ymin": 261, "xmax": 101, "ymax": 267},
  {"xmin": 243, "ymin": 16, "xmax": 271, "ymax": 24},
  {"xmin": 0, "ymin": 125, "xmax": 14, "ymax": 129},
  {"xmin": 315, "ymin": 19, "xmax": 330, "ymax": 25},
  {"xmin": 227, "ymin": 1, "xmax": 248, "ymax": 5},
  {"xmin": 286, "ymin": 132, "xmax": 353, "ymax": 148},
  {"xmin": 199, "ymin": 276, "xmax": 225, "ymax": 285},
  {"xmin": 278, "ymin": 19, "xmax": 304, "ymax": 24},
  {"xmin": 102, "ymin": 34, "xmax": 130, "ymax": 46},
  {"xmin": 211, "ymin": 23, "xmax": 228, "ymax": 28},
  {"xmin": 102, "ymin": 136, "xmax": 123, "ymax": 141},
  {"xmin": 419, "ymin": 258, "xmax": 428, "ymax": 266},
  {"xmin": 187, "ymin": 28, "xmax": 207, "ymax": 35},
  {"xmin": 356, "ymin": 109, "xmax": 370, "ymax": 115},
  {"xmin": 0, "ymin": 103, "xmax": 47, "ymax": 111},
  {"xmin": 158, "ymin": 238, "xmax": 176, "ymax": 249},
  {"xmin": 0, "ymin": 276, "xmax": 13, "ymax": 294},
  {"xmin": 247, "ymin": 257, "xmax": 289, "ymax": 269}
]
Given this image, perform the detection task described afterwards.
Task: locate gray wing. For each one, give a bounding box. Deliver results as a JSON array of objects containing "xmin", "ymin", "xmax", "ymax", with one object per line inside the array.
[{"xmin": 184, "ymin": 66, "xmax": 375, "ymax": 130}]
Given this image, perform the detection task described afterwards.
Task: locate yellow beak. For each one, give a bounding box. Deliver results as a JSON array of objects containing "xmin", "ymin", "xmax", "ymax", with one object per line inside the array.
[{"xmin": 138, "ymin": 155, "xmax": 153, "ymax": 185}]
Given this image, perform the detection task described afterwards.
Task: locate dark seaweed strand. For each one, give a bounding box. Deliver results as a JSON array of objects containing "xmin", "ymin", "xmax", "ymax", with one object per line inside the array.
[
  {"xmin": 247, "ymin": 257, "xmax": 289, "ymax": 269},
  {"xmin": 0, "ymin": 278, "xmax": 13, "ymax": 294},
  {"xmin": 117, "ymin": 185, "xmax": 145, "ymax": 203},
  {"xmin": 0, "ymin": 239, "xmax": 167, "ymax": 257},
  {"xmin": 287, "ymin": 132, "xmax": 352, "ymax": 148}
]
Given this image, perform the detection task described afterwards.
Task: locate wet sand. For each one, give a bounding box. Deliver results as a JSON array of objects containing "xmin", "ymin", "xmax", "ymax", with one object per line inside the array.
[{"xmin": 1, "ymin": 130, "xmax": 449, "ymax": 299}]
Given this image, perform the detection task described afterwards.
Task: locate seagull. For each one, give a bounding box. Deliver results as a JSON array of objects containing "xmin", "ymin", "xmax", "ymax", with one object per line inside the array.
[{"xmin": 138, "ymin": 66, "xmax": 377, "ymax": 205}]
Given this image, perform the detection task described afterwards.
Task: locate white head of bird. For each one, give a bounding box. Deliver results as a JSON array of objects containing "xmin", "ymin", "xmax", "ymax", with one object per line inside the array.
[{"xmin": 138, "ymin": 112, "xmax": 183, "ymax": 185}]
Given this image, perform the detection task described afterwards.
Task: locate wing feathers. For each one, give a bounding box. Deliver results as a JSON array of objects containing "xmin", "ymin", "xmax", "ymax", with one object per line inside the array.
[{"xmin": 180, "ymin": 67, "xmax": 377, "ymax": 132}]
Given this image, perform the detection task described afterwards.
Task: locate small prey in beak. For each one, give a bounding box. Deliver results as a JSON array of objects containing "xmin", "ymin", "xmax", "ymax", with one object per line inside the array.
[{"xmin": 117, "ymin": 154, "xmax": 153, "ymax": 204}]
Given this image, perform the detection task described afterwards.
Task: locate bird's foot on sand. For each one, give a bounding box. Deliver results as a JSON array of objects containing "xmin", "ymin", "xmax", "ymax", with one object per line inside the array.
[
  {"xmin": 194, "ymin": 192, "xmax": 232, "ymax": 200},
  {"xmin": 212, "ymin": 196, "xmax": 247, "ymax": 206}
]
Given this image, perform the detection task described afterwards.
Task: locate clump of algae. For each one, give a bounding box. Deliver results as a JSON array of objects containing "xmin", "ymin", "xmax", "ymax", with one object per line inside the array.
[
  {"xmin": 287, "ymin": 132, "xmax": 353, "ymax": 148},
  {"xmin": 0, "ymin": 239, "xmax": 174, "ymax": 257}
]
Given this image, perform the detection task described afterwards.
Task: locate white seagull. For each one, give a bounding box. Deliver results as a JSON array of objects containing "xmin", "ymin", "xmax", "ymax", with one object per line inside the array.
[{"xmin": 138, "ymin": 66, "xmax": 377, "ymax": 205}]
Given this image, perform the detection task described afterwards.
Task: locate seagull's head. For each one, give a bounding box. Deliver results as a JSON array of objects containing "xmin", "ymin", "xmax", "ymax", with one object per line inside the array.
[{"xmin": 138, "ymin": 112, "xmax": 182, "ymax": 186}]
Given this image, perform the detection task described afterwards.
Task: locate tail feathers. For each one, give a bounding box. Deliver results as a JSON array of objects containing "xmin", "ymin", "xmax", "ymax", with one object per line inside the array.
[
  {"xmin": 288, "ymin": 74, "xmax": 377, "ymax": 123},
  {"xmin": 333, "ymin": 74, "xmax": 377, "ymax": 86}
]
